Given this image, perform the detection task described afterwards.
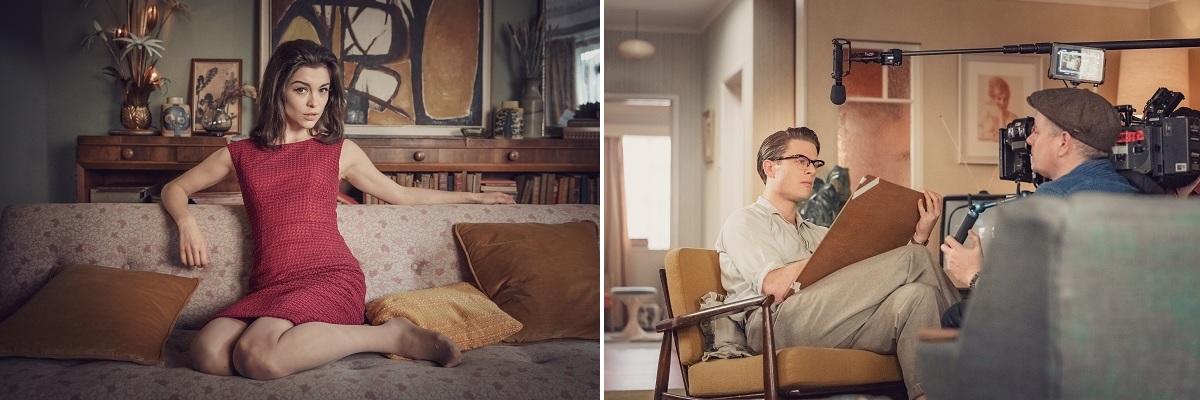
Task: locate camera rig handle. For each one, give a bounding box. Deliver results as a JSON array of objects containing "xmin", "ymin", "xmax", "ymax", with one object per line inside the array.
[{"xmin": 951, "ymin": 192, "xmax": 1032, "ymax": 244}]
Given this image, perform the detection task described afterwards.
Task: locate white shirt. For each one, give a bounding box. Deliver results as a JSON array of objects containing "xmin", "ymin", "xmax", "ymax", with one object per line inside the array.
[{"xmin": 715, "ymin": 196, "xmax": 829, "ymax": 323}]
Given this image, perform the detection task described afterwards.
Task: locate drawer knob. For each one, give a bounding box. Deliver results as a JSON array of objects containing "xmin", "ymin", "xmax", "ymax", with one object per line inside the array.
[
  {"xmin": 413, "ymin": 151, "xmax": 426, "ymax": 162},
  {"xmin": 507, "ymin": 151, "xmax": 520, "ymax": 162},
  {"xmin": 121, "ymin": 147, "xmax": 134, "ymax": 159}
]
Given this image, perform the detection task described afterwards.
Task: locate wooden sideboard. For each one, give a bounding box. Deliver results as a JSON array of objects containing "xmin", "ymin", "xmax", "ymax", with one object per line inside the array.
[{"xmin": 75, "ymin": 135, "xmax": 600, "ymax": 203}]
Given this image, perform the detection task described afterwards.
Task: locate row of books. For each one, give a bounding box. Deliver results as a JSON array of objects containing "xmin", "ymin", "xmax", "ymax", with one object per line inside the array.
[
  {"xmin": 358, "ymin": 173, "xmax": 598, "ymax": 205},
  {"xmin": 513, "ymin": 173, "xmax": 598, "ymax": 205},
  {"xmin": 90, "ymin": 183, "xmax": 243, "ymax": 205}
]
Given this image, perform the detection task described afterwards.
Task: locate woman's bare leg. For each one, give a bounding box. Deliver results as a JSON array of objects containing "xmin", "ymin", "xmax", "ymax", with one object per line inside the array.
[
  {"xmin": 231, "ymin": 316, "xmax": 461, "ymax": 380},
  {"xmin": 190, "ymin": 317, "xmax": 249, "ymax": 376}
]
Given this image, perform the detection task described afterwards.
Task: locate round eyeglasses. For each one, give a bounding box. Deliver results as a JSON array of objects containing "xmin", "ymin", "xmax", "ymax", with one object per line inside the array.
[{"xmin": 770, "ymin": 154, "xmax": 825, "ymax": 169}]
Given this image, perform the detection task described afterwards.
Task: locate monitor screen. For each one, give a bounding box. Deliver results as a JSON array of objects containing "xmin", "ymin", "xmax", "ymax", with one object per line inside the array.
[
  {"xmin": 1048, "ymin": 43, "xmax": 1106, "ymax": 84},
  {"xmin": 939, "ymin": 194, "xmax": 1009, "ymax": 265}
]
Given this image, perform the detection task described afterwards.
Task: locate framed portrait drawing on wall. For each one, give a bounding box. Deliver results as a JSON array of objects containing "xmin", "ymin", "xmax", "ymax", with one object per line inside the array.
[
  {"xmin": 258, "ymin": 0, "xmax": 492, "ymax": 136},
  {"xmin": 189, "ymin": 58, "xmax": 243, "ymax": 135},
  {"xmin": 958, "ymin": 54, "xmax": 1042, "ymax": 164}
]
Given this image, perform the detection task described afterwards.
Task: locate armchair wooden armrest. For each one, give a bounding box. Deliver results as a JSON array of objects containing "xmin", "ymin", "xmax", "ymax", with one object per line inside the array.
[
  {"xmin": 654, "ymin": 293, "xmax": 782, "ymax": 400},
  {"xmin": 654, "ymin": 295, "xmax": 775, "ymax": 333},
  {"xmin": 918, "ymin": 328, "xmax": 961, "ymax": 342}
]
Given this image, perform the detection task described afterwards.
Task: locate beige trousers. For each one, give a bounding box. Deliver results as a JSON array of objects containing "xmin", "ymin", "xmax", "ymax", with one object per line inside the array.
[{"xmin": 744, "ymin": 244, "xmax": 959, "ymax": 400}]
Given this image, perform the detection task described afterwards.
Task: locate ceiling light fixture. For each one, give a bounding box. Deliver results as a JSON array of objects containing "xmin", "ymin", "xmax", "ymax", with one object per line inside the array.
[{"xmin": 618, "ymin": 10, "xmax": 655, "ymax": 60}]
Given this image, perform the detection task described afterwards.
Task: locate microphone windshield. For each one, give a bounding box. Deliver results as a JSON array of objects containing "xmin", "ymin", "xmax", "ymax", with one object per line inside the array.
[{"xmin": 831, "ymin": 82, "xmax": 846, "ymax": 105}]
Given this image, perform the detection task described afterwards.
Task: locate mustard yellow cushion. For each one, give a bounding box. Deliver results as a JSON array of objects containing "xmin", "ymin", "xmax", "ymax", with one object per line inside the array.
[
  {"xmin": 0, "ymin": 264, "xmax": 199, "ymax": 365},
  {"xmin": 454, "ymin": 220, "xmax": 600, "ymax": 343},
  {"xmin": 366, "ymin": 282, "xmax": 522, "ymax": 359}
]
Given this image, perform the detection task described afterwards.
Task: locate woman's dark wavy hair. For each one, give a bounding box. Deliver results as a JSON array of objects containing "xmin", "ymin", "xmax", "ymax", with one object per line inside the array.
[{"xmin": 251, "ymin": 39, "xmax": 345, "ymax": 150}]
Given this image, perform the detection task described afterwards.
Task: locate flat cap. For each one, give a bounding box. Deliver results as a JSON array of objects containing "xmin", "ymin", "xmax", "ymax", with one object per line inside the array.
[{"xmin": 1026, "ymin": 88, "xmax": 1121, "ymax": 152}]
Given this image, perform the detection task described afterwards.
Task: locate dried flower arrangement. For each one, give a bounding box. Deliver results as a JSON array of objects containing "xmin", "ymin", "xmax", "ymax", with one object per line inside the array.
[
  {"xmin": 507, "ymin": 8, "xmax": 555, "ymax": 80},
  {"xmin": 80, "ymin": 0, "xmax": 191, "ymax": 130},
  {"xmin": 194, "ymin": 67, "xmax": 256, "ymax": 126}
]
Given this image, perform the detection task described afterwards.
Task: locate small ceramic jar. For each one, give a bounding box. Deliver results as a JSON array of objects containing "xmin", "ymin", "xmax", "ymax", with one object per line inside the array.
[{"xmin": 161, "ymin": 97, "xmax": 191, "ymax": 137}]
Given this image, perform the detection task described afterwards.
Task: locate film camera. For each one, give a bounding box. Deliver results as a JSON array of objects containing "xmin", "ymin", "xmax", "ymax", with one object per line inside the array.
[
  {"xmin": 1111, "ymin": 88, "xmax": 1200, "ymax": 188},
  {"xmin": 999, "ymin": 116, "xmax": 1043, "ymax": 184},
  {"xmin": 999, "ymin": 87, "xmax": 1200, "ymax": 189}
]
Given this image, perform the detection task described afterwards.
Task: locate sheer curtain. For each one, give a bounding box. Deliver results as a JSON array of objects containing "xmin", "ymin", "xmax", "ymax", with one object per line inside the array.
[
  {"xmin": 604, "ymin": 136, "xmax": 629, "ymax": 291},
  {"xmin": 545, "ymin": 38, "xmax": 576, "ymax": 126}
]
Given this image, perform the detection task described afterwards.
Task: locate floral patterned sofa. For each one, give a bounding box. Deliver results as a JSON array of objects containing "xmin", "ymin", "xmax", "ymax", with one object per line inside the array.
[{"xmin": 0, "ymin": 203, "xmax": 599, "ymax": 399}]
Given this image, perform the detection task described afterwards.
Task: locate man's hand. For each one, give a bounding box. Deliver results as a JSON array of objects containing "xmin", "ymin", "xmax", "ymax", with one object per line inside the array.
[
  {"xmin": 912, "ymin": 190, "xmax": 943, "ymax": 245},
  {"xmin": 762, "ymin": 259, "xmax": 808, "ymax": 303},
  {"xmin": 940, "ymin": 230, "xmax": 982, "ymax": 287},
  {"xmin": 1176, "ymin": 174, "xmax": 1200, "ymax": 198}
]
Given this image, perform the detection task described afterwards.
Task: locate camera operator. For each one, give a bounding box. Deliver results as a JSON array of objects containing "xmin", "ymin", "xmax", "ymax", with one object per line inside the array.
[{"xmin": 940, "ymin": 88, "xmax": 1137, "ymax": 328}]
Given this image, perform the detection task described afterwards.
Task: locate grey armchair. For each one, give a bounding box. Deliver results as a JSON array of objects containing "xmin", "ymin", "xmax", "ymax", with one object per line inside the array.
[{"xmin": 918, "ymin": 194, "xmax": 1200, "ymax": 399}]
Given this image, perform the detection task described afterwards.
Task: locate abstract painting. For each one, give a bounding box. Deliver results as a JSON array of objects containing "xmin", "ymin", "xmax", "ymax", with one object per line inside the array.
[{"xmin": 259, "ymin": 0, "xmax": 490, "ymax": 135}]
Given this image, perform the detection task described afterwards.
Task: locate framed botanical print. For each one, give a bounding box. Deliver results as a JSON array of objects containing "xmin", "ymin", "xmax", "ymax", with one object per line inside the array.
[{"xmin": 189, "ymin": 58, "xmax": 243, "ymax": 135}]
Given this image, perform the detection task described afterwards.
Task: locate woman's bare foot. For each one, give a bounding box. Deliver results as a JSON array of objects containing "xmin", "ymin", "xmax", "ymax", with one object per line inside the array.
[{"xmin": 384, "ymin": 317, "xmax": 462, "ymax": 367}]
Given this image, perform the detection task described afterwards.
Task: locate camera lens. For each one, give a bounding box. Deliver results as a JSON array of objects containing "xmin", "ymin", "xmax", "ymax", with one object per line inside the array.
[{"xmin": 1004, "ymin": 117, "xmax": 1033, "ymax": 141}]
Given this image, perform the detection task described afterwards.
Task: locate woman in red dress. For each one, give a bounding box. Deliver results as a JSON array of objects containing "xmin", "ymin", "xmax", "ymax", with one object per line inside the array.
[{"xmin": 162, "ymin": 39, "xmax": 514, "ymax": 380}]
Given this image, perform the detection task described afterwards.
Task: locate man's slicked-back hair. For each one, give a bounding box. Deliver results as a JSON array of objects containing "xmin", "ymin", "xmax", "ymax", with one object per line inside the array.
[{"xmin": 756, "ymin": 127, "xmax": 821, "ymax": 183}]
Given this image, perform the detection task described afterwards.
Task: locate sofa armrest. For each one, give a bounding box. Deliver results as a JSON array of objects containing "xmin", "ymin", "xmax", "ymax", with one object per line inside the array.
[{"xmin": 653, "ymin": 295, "xmax": 774, "ymax": 333}]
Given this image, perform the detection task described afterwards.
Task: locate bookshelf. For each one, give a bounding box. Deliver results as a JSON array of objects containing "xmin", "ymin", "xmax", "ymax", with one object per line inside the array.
[{"xmin": 75, "ymin": 135, "xmax": 600, "ymax": 204}]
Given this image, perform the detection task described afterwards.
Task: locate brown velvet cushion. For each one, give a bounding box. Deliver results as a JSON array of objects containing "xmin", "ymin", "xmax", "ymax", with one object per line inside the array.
[
  {"xmin": 365, "ymin": 282, "xmax": 523, "ymax": 359},
  {"xmin": 454, "ymin": 220, "xmax": 600, "ymax": 343},
  {"xmin": 0, "ymin": 264, "xmax": 199, "ymax": 365}
]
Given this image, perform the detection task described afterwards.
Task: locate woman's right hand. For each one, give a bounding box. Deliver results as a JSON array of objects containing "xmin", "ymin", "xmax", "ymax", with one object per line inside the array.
[{"xmin": 178, "ymin": 220, "xmax": 210, "ymax": 268}]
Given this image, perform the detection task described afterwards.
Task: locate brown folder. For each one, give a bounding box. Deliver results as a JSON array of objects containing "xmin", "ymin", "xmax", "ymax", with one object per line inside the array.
[{"xmin": 796, "ymin": 175, "xmax": 925, "ymax": 288}]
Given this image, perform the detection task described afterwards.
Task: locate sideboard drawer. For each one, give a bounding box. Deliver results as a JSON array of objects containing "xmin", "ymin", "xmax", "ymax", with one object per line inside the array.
[{"xmin": 77, "ymin": 136, "xmax": 228, "ymax": 165}]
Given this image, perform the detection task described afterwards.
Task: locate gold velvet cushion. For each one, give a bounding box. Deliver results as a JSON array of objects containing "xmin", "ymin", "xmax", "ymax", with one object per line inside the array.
[
  {"xmin": 0, "ymin": 264, "xmax": 199, "ymax": 365},
  {"xmin": 365, "ymin": 282, "xmax": 522, "ymax": 359},
  {"xmin": 454, "ymin": 220, "xmax": 600, "ymax": 343}
]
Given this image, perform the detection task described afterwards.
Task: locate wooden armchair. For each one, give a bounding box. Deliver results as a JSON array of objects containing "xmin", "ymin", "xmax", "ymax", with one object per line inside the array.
[{"xmin": 653, "ymin": 248, "xmax": 907, "ymax": 400}]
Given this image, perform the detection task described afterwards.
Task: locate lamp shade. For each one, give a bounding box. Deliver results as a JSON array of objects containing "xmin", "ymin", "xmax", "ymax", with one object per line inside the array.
[
  {"xmin": 618, "ymin": 39, "xmax": 656, "ymax": 60},
  {"xmin": 1116, "ymin": 48, "xmax": 1190, "ymax": 111}
]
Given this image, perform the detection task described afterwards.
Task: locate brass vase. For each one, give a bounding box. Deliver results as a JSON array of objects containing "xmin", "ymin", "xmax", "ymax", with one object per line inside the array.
[
  {"xmin": 121, "ymin": 103, "xmax": 152, "ymax": 130},
  {"xmin": 111, "ymin": 81, "xmax": 157, "ymax": 135}
]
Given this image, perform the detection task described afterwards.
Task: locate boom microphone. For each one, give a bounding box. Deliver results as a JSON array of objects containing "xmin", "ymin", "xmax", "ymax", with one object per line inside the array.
[
  {"xmin": 831, "ymin": 39, "xmax": 846, "ymax": 105},
  {"xmin": 831, "ymin": 82, "xmax": 846, "ymax": 105}
]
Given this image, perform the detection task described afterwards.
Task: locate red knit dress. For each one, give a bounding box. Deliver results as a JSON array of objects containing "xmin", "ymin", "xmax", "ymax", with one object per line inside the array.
[{"xmin": 214, "ymin": 138, "xmax": 366, "ymax": 326}]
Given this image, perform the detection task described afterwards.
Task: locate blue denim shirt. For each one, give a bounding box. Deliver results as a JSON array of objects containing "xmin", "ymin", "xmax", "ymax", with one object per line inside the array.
[{"xmin": 1035, "ymin": 159, "xmax": 1138, "ymax": 196}]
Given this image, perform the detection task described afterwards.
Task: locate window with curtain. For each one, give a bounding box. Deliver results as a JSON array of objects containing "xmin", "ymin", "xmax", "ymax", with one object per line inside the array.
[
  {"xmin": 838, "ymin": 43, "xmax": 914, "ymax": 187},
  {"xmin": 622, "ymin": 135, "xmax": 671, "ymax": 250}
]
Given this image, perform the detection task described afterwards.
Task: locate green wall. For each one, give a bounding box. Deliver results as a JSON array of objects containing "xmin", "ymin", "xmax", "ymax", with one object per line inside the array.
[{"xmin": 0, "ymin": 0, "xmax": 535, "ymax": 209}]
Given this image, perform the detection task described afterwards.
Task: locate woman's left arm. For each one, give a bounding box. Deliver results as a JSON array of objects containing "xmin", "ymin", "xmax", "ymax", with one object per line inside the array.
[{"xmin": 340, "ymin": 139, "xmax": 516, "ymax": 205}]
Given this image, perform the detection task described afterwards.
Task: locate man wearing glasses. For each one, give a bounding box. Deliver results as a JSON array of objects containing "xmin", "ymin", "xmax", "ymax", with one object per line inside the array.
[{"xmin": 715, "ymin": 127, "xmax": 959, "ymax": 400}]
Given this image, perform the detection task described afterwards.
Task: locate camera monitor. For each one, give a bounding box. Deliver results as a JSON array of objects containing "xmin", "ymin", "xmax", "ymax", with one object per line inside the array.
[
  {"xmin": 1048, "ymin": 43, "xmax": 1106, "ymax": 84},
  {"xmin": 939, "ymin": 193, "xmax": 1008, "ymax": 266}
]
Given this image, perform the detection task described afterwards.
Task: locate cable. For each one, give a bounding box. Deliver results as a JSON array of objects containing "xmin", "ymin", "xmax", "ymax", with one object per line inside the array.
[{"xmin": 939, "ymin": 115, "xmax": 983, "ymax": 193}]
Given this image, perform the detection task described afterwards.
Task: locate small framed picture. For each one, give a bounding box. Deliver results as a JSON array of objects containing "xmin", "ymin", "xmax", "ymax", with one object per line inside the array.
[
  {"xmin": 189, "ymin": 58, "xmax": 243, "ymax": 134},
  {"xmin": 958, "ymin": 54, "xmax": 1042, "ymax": 164}
]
